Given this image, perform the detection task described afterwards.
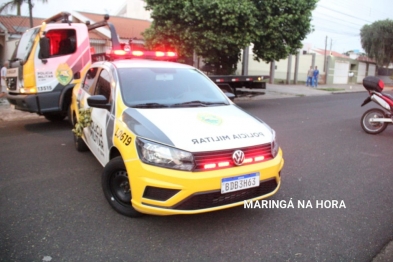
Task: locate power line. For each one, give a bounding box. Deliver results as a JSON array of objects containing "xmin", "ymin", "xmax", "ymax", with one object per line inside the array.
[
  {"xmin": 321, "ymin": 0, "xmax": 393, "ymax": 21},
  {"xmin": 313, "ymin": 26, "xmax": 359, "ymax": 36},
  {"xmin": 312, "ymin": 18, "xmax": 362, "ymax": 32},
  {"xmin": 318, "ymin": 4, "xmax": 374, "ymax": 24},
  {"xmin": 313, "ymin": 10, "xmax": 366, "ymax": 28}
]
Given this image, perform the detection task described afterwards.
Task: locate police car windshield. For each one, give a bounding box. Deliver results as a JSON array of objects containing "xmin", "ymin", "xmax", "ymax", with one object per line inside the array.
[{"xmin": 117, "ymin": 68, "xmax": 230, "ymax": 107}]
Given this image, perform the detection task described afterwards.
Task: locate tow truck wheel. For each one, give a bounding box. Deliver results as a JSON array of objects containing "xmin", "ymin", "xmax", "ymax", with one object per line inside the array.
[
  {"xmin": 102, "ymin": 156, "xmax": 142, "ymax": 218},
  {"xmin": 44, "ymin": 113, "xmax": 66, "ymax": 122}
]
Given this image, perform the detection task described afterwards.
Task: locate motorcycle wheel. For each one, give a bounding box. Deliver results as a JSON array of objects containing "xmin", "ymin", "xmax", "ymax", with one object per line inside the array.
[{"xmin": 361, "ymin": 108, "xmax": 388, "ymax": 134}]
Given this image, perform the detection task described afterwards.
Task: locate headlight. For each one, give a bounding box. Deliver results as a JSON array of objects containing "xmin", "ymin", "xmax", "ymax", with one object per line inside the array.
[
  {"xmin": 136, "ymin": 138, "xmax": 194, "ymax": 171},
  {"xmin": 271, "ymin": 129, "xmax": 279, "ymax": 158}
]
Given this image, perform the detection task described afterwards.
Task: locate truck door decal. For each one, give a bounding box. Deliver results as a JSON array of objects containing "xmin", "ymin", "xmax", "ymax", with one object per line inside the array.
[{"xmin": 35, "ymin": 30, "xmax": 91, "ymax": 93}]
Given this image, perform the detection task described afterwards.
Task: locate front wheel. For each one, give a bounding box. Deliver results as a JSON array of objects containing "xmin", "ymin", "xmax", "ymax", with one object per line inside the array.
[
  {"xmin": 102, "ymin": 156, "xmax": 142, "ymax": 218},
  {"xmin": 361, "ymin": 108, "xmax": 388, "ymax": 134}
]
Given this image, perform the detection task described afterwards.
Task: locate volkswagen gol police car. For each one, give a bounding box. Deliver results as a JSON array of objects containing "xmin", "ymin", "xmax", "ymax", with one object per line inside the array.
[{"xmin": 71, "ymin": 57, "xmax": 284, "ymax": 217}]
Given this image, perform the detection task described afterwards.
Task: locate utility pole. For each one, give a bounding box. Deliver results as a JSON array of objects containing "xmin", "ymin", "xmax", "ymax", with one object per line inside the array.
[{"xmin": 323, "ymin": 36, "xmax": 327, "ymax": 72}]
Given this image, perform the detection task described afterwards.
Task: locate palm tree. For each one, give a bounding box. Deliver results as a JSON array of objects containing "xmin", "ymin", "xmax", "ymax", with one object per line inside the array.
[
  {"xmin": 0, "ymin": 0, "xmax": 23, "ymax": 16},
  {"xmin": 0, "ymin": 0, "xmax": 48, "ymax": 28}
]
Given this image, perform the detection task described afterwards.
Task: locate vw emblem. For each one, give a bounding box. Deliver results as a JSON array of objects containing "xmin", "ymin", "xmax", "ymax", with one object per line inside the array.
[{"xmin": 232, "ymin": 150, "xmax": 245, "ymax": 166}]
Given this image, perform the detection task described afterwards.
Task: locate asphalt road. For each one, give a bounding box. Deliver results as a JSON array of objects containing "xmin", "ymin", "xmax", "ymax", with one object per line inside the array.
[{"xmin": 1, "ymin": 92, "xmax": 393, "ymax": 262}]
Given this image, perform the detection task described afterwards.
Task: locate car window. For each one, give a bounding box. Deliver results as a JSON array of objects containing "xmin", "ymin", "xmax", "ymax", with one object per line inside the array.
[
  {"xmin": 83, "ymin": 67, "xmax": 98, "ymax": 92},
  {"xmin": 44, "ymin": 29, "xmax": 76, "ymax": 57},
  {"xmin": 117, "ymin": 68, "xmax": 228, "ymax": 106},
  {"xmin": 94, "ymin": 69, "xmax": 112, "ymax": 102}
]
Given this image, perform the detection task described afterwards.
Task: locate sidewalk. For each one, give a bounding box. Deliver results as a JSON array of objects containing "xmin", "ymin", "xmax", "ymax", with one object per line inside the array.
[
  {"xmin": 236, "ymin": 82, "xmax": 393, "ymax": 101},
  {"xmin": 0, "ymin": 100, "xmax": 44, "ymax": 122}
]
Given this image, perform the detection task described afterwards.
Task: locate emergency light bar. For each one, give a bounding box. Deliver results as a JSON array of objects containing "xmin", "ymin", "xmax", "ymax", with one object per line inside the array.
[
  {"xmin": 105, "ymin": 48, "xmax": 178, "ymax": 62},
  {"xmin": 215, "ymin": 78, "xmax": 255, "ymax": 82}
]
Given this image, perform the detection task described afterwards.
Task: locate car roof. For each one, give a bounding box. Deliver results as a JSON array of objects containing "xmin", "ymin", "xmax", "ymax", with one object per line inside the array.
[{"xmin": 94, "ymin": 59, "xmax": 195, "ymax": 69}]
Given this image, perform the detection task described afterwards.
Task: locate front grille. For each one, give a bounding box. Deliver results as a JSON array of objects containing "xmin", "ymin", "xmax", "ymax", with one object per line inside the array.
[
  {"xmin": 193, "ymin": 143, "xmax": 273, "ymax": 171},
  {"xmin": 173, "ymin": 179, "xmax": 278, "ymax": 210},
  {"xmin": 143, "ymin": 186, "xmax": 180, "ymax": 201}
]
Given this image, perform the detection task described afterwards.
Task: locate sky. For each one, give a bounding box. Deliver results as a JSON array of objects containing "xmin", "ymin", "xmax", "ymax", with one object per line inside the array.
[{"xmin": 0, "ymin": 0, "xmax": 392, "ymax": 54}]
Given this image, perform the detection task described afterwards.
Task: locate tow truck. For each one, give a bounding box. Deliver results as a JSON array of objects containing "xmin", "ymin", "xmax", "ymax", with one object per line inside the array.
[
  {"xmin": 5, "ymin": 12, "xmax": 122, "ymax": 121},
  {"xmin": 5, "ymin": 12, "xmax": 267, "ymax": 122}
]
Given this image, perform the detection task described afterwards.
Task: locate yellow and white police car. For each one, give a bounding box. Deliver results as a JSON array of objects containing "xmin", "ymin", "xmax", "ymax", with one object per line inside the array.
[{"xmin": 70, "ymin": 53, "xmax": 284, "ymax": 217}]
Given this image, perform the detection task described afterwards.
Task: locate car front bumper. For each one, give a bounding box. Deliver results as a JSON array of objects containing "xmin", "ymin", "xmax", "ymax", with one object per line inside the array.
[{"xmin": 126, "ymin": 148, "xmax": 284, "ymax": 216}]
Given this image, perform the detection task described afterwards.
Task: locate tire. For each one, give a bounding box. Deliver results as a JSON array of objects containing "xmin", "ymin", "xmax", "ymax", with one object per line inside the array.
[
  {"xmin": 44, "ymin": 113, "xmax": 66, "ymax": 122},
  {"xmin": 73, "ymin": 131, "xmax": 89, "ymax": 152},
  {"xmin": 102, "ymin": 156, "xmax": 142, "ymax": 217},
  {"xmin": 361, "ymin": 108, "xmax": 388, "ymax": 134}
]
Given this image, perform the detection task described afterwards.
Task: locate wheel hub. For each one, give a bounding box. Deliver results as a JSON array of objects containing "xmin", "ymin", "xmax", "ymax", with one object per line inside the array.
[{"xmin": 111, "ymin": 171, "xmax": 131, "ymax": 203}]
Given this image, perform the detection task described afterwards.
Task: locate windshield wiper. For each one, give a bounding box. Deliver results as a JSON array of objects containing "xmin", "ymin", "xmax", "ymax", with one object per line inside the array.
[
  {"xmin": 171, "ymin": 100, "xmax": 228, "ymax": 107},
  {"xmin": 132, "ymin": 103, "xmax": 169, "ymax": 108}
]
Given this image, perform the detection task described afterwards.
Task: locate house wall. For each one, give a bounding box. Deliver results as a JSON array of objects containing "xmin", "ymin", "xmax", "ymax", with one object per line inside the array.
[
  {"xmin": 0, "ymin": 33, "xmax": 21, "ymax": 64},
  {"xmin": 124, "ymin": 0, "xmax": 151, "ymax": 20},
  {"xmin": 238, "ymin": 52, "xmax": 326, "ymax": 84},
  {"xmin": 325, "ymin": 56, "xmax": 375, "ymax": 84},
  {"xmin": 246, "ymin": 57, "xmax": 270, "ymax": 76},
  {"xmin": 298, "ymin": 54, "xmax": 314, "ymax": 82},
  {"xmin": 239, "ymin": 51, "xmax": 376, "ymax": 85},
  {"xmin": 5, "ymin": 39, "xmax": 18, "ymax": 60},
  {"xmin": 368, "ymin": 64, "xmax": 376, "ymax": 76}
]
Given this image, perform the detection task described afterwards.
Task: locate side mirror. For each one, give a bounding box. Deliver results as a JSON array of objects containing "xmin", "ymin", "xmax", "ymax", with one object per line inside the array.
[
  {"xmin": 87, "ymin": 95, "xmax": 111, "ymax": 110},
  {"xmin": 39, "ymin": 37, "xmax": 50, "ymax": 59}
]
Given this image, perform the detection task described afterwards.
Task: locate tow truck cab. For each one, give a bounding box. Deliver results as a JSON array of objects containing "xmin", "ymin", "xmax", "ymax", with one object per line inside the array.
[{"xmin": 5, "ymin": 12, "xmax": 119, "ymax": 122}]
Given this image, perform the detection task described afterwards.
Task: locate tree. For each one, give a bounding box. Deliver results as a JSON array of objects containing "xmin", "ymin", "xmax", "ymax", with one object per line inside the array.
[
  {"xmin": 0, "ymin": 0, "xmax": 23, "ymax": 16},
  {"xmin": 251, "ymin": 0, "xmax": 317, "ymax": 62},
  {"xmin": 144, "ymin": 0, "xmax": 260, "ymax": 74},
  {"xmin": 360, "ymin": 19, "xmax": 393, "ymax": 67},
  {"xmin": 143, "ymin": 0, "xmax": 317, "ymax": 74},
  {"xmin": 0, "ymin": 0, "xmax": 48, "ymax": 28}
]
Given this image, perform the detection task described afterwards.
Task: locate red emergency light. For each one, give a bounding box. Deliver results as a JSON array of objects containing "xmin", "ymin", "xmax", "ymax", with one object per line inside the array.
[
  {"xmin": 132, "ymin": 50, "xmax": 144, "ymax": 56},
  {"xmin": 106, "ymin": 48, "xmax": 178, "ymax": 62},
  {"xmin": 113, "ymin": 50, "xmax": 127, "ymax": 56},
  {"xmin": 202, "ymin": 155, "xmax": 265, "ymax": 170}
]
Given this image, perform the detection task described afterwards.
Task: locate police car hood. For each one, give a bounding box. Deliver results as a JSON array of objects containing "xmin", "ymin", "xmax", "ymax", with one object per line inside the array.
[{"xmin": 122, "ymin": 105, "xmax": 273, "ymax": 152}]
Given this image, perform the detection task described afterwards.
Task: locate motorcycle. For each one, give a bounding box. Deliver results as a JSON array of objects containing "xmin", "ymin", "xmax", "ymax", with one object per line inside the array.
[{"xmin": 360, "ymin": 76, "xmax": 393, "ymax": 134}]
